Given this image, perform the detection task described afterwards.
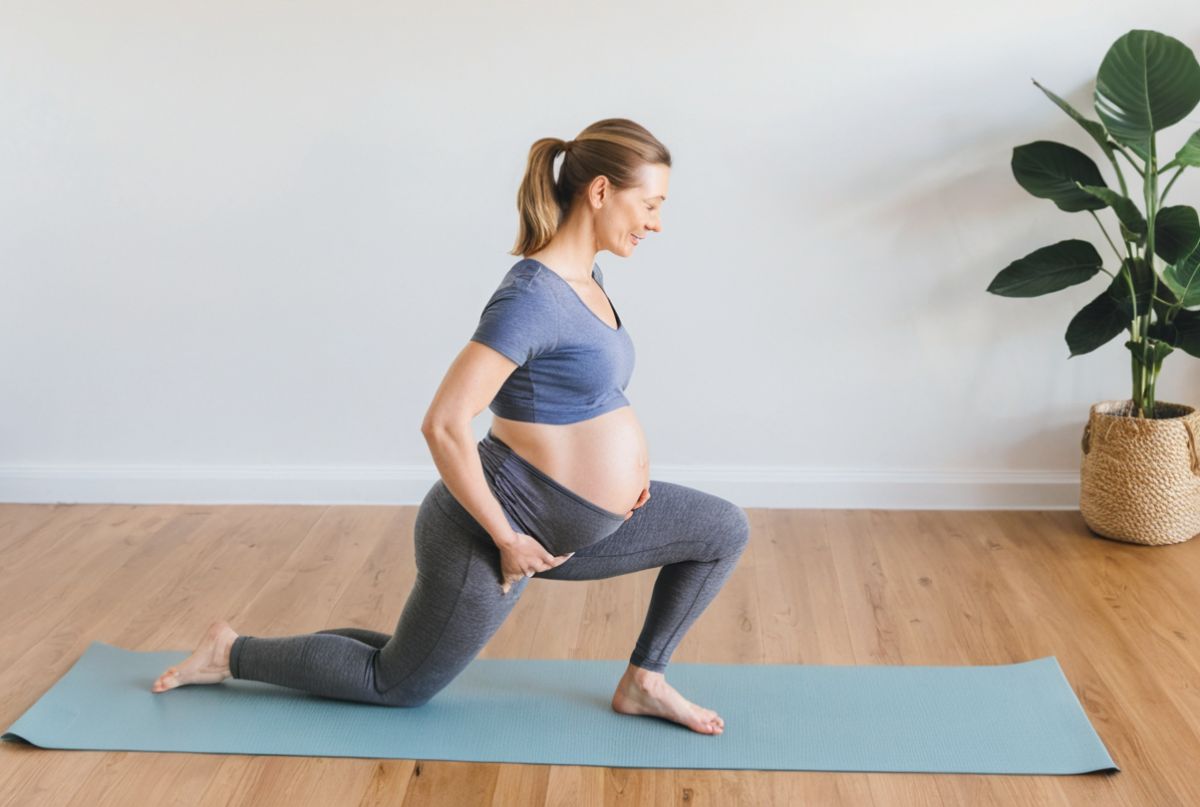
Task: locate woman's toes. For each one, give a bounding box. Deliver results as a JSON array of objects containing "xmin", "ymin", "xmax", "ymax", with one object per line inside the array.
[{"xmin": 152, "ymin": 669, "xmax": 177, "ymax": 692}]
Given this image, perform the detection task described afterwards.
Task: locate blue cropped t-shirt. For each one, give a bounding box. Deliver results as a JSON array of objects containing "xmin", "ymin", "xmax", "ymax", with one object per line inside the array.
[{"xmin": 469, "ymin": 258, "xmax": 635, "ymax": 424}]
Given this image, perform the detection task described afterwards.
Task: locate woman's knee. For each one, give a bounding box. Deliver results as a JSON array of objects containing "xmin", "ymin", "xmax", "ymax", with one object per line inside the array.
[
  {"xmin": 379, "ymin": 689, "xmax": 435, "ymax": 708},
  {"xmin": 670, "ymin": 484, "xmax": 749, "ymax": 558},
  {"xmin": 720, "ymin": 499, "xmax": 751, "ymax": 555},
  {"xmin": 374, "ymin": 673, "xmax": 444, "ymax": 708}
]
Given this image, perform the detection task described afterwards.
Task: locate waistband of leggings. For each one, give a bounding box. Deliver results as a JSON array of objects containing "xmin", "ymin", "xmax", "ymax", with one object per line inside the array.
[{"xmin": 481, "ymin": 429, "xmax": 626, "ymax": 521}]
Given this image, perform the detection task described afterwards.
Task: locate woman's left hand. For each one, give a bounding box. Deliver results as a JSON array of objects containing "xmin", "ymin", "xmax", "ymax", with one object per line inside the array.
[{"xmin": 624, "ymin": 483, "xmax": 650, "ymax": 520}]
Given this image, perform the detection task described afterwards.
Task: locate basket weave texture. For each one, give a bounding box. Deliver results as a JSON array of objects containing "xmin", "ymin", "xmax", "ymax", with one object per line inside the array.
[{"xmin": 1080, "ymin": 399, "xmax": 1200, "ymax": 545}]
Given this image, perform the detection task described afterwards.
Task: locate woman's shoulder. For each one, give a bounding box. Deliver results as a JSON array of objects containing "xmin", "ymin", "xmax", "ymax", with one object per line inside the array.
[
  {"xmin": 497, "ymin": 258, "xmax": 554, "ymax": 293},
  {"xmin": 480, "ymin": 260, "xmax": 560, "ymax": 312},
  {"xmin": 513, "ymin": 255, "xmax": 604, "ymax": 287}
]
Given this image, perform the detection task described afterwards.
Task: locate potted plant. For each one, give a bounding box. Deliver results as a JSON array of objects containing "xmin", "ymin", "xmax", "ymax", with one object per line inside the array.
[{"xmin": 988, "ymin": 29, "xmax": 1200, "ymax": 545}]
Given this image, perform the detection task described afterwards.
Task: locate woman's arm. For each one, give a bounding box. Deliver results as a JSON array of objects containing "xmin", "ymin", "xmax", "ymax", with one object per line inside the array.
[{"xmin": 422, "ymin": 421, "xmax": 515, "ymax": 548}]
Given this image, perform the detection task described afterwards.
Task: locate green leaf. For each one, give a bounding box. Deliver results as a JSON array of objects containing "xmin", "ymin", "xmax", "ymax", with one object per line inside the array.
[
  {"xmin": 1032, "ymin": 79, "xmax": 1116, "ymax": 162},
  {"xmin": 1148, "ymin": 339, "xmax": 1174, "ymax": 369},
  {"xmin": 987, "ymin": 239, "xmax": 1104, "ymax": 297},
  {"xmin": 1077, "ymin": 183, "xmax": 1147, "ymax": 238},
  {"xmin": 1173, "ymin": 308, "xmax": 1200, "ymax": 357},
  {"xmin": 1153, "ymin": 282, "xmax": 1182, "ymax": 323},
  {"xmin": 1153, "ymin": 205, "xmax": 1200, "ymax": 264},
  {"xmin": 1125, "ymin": 255, "xmax": 1157, "ymax": 314},
  {"xmin": 1147, "ymin": 315, "xmax": 1177, "ymax": 344},
  {"xmin": 1066, "ymin": 272, "xmax": 1132, "ymax": 356},
  {"xmin": 1177, "ymin": 129, "xmax": 1200, "ymax": 167},
  {"xmin": 1125, "ymin": 337, "xmax": 1175, "ymax": 369},
  {"xmin": 1163, "ymin": 238, "xmax": 1200, "ymax": 307},
  {"xmin": 1093, "ymin": 30, "xmax": 1200, "ymax": 162},
  {"xmin": 1011, "ymin": 141, "xmax": 1107, "ymax": 212}
]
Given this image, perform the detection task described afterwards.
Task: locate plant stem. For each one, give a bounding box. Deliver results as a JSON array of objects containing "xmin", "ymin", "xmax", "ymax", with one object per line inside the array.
[
  {"xmin": 1105, "ymin": 150, "xmax": 1129, "ymax": 198},
  {"xmin": 1088, "ymin": 210, "xmax": 1125, "ymax": 264},
  {"xmin": 1113, "ymin": 142, "xmax": 1146, "ymax": 178},
  {"xmin": 1159, "ymin": 164, "xmax": 1185, "ymax": 205},
  {"xmin": 1138, "ymin": 137, "xmax": 1160, "ymax": 418}
]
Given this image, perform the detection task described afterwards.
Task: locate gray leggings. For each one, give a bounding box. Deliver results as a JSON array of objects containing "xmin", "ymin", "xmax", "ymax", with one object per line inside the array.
[{"xmin": 228, "ymin": 429, "xmax": 750, "ymax": 707}]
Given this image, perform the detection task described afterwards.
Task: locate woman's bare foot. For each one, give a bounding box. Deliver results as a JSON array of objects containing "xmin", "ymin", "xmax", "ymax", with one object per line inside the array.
[
  {"xmin": 611, "ymin": 663, "xmax": 725, "ymax": 735},
  {"xmin": 151, "ymin": 620, "xmax": 239, "ymax": 693}
]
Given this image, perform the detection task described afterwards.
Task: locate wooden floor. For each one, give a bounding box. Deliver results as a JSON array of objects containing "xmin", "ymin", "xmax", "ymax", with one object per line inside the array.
[{"xmin": 0, "ymin": 503, "xmax": 1195, "ymax": 806}]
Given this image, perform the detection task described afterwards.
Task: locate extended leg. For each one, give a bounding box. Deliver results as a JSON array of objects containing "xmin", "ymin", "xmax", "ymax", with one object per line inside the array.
[
  {"xmin": 312, "ymin": 627, "xmax": 391, "ymax": 648},
  {"xmin": 229, "ymin": 491, "xmax": 529, "ymax": 707}
]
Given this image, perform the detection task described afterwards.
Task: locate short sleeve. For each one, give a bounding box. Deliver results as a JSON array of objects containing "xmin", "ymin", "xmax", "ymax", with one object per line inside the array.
[{"xmin": 470, "ymin": 279, "xmax": 560, "ymax": 366}]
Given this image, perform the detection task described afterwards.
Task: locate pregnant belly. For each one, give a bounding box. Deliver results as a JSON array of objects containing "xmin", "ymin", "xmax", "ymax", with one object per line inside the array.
[{"xmin": 490, "ymin": 407, "xmax": 649, "ymax": 516}]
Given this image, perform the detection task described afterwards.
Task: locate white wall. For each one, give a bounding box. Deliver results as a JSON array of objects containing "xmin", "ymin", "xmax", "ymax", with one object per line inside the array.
[{"xmin": 2, "ymin": 1, "xmax": 1198, "ymax": 508}]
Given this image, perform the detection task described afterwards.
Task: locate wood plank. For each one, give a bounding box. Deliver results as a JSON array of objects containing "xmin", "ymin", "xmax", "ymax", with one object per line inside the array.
[{"xmin": 1, "ymin": 504, "xmax": 1192, "ymax": 805}]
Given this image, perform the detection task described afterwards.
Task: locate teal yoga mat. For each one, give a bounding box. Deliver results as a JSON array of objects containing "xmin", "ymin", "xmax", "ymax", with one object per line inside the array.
[{"xmin": 3, "ymin": 641, "xmax": 1118, "ymax": 774}]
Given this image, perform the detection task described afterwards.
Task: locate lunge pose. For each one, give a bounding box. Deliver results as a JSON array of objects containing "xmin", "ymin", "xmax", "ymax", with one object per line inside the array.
[{"xmin": 152, "ymin": 118, "xmax": 750, "ymax": 735}]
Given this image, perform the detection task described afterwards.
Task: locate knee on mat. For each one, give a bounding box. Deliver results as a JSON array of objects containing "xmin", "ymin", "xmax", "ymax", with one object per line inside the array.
[
  {"xmin": 374, "ymin": 673, "xmax": 441, "ymax": 708},
  {"xmin": 378, "ymin": 688, "xmax": 435, "ymax": 708}
]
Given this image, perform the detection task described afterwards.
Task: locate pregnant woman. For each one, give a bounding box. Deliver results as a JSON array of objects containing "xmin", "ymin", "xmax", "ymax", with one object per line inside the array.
[{"xmin": 152, "ymin": 117, "xmax": 750, "ymax": 736}]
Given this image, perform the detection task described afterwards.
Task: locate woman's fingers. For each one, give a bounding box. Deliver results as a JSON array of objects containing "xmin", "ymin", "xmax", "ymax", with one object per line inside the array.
[
  {"xmin": 545, "ymin": 551, "xmax": 575, "ymax": 567},
  {"xmin": 500, "ymin": 549, "xmax": 577, "ymax": 594},
  {"xmin": 628, "ymin": 490, "xmax": 651, "ymax": 514}
]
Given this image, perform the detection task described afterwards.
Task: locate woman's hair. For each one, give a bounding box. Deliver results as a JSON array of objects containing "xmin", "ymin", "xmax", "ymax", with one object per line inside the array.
[{"xmin": 510, "ymin": 118, "xmax": 671, "ymax": 257}]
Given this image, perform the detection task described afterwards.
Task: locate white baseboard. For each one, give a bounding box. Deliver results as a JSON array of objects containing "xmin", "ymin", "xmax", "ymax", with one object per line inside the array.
[{"xmin": 0, "ymin": 463, "xmax": 1081, "ymax": 510}]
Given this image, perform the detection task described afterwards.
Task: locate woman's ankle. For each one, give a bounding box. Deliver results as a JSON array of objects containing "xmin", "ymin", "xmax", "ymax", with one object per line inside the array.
[{"xmin": 626, "ymin": 661, "xmax": 665, "ymax": 688}]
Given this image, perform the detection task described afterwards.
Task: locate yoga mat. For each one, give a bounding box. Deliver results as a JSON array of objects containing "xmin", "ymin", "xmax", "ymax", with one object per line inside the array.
[{"xmin": 3, "ymin": 641, "xmax": 1118, "ymax": 774}]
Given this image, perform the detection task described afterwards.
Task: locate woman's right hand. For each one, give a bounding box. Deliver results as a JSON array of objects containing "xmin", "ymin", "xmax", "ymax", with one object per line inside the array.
[{"xmin": 497, "ymin": 532, "xmax": 575, "ymax": 595}]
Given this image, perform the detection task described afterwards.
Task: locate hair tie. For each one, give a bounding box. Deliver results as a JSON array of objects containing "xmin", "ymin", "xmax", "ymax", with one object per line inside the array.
[{"xmin": 562, "ymin": 139, "xmax": 573, "ymax": 154}]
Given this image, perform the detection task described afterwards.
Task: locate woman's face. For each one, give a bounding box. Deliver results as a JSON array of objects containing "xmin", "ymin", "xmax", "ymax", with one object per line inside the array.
[{"xmin": 591, "ymin": 162, "xmax": 669, "ymax": 257}]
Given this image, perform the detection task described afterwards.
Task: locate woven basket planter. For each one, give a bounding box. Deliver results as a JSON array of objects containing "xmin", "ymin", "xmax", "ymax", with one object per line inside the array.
[{"xmin": 1079, "ymin": 399, "xmax": 1200, "ymax": 545}]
